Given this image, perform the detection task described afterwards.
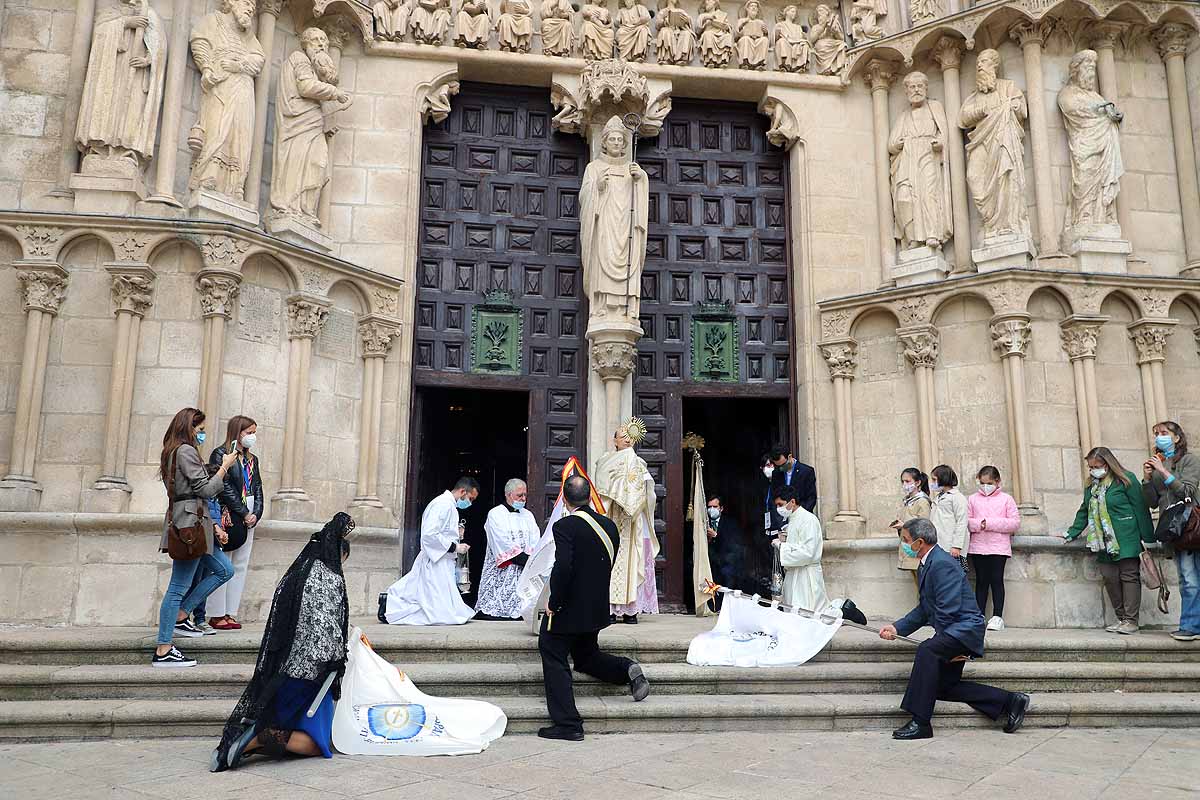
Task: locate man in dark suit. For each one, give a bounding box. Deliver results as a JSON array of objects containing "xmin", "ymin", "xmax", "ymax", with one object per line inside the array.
[
  {"xmin": 882, "ymin": 517, "xmax": 1030, "ymax": 740},
  {"xmin": 538, "ymin": 475, "xmax": 651, "ymax": 741},
  {"xmin": 766, "ymin": 444, "xmax": 817, "ymax": 533}
]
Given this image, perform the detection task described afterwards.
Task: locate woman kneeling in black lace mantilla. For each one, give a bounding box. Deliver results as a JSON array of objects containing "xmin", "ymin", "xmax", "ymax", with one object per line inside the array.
[{"xmin": 211, "ymin": 513, "xmax": 355, "ymax": 772}]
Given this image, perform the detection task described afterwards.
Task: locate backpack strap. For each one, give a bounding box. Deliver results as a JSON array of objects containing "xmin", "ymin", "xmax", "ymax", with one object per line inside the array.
[{"xmin": 572, "ymin": 510, "xmax": 615, "ymax": 565}]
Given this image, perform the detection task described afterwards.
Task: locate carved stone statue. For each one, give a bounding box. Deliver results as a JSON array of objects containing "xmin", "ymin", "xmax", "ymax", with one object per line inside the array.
[
  {"xmin": 581, "ymin": 116, "xmax": 649, "ymax": 322},
  {"xmin": 774, "ymin": 5, "xmax": 809, "ymax": 73},
  {"xmin": 75, "ymin": 0, "xmax": 167, "ymax": 171},
  {"xmin": 268, "ymin": 28, "xmax": 350, "ymax": 228},
  {"xmin": 809, "ymin": 4, "xmax": 846, "ymax": 75},
  {"xmin": 454, "ymin": 0, "xmax": 492, "ymax": 48},
  {"xmin": 616, "ymin": 0, "xmax": 652, "ymax": 61},
  {"xmin": 655, "ymin": 0, "xmax": 696, "ymax": 66},
  {"xmin": 410, "ymin": 0, "xmax": 451, "ymax": 44},
  {"xmin": 697, "ymin": 0, "xmax": 734, "ymax": 68},
  {"xmin": 1058, "ymin": 49, "xmax": 1124, "ymax": 235},
  {"xmin": 373, "ymin": 0, "xmax": 411, "ymax": 40},
  {"xmin": 496, "ymin": 0, "xmax": 533, "ymax": 52},
  {"xmin": 541, "ymin": 0, "xmax": 575, "ymax": 56},
  {"xmin": 909, "ymin": 0, "xmax": 941, "ymax": 24},
  {"xmin": 581, "ymin": 0, "xmax": 616, "ymax": 60},
  {"xmin": 188, "ymin": 0, "xmax": 265, "ymax": 201},
  {"xmin": 959, "ymin": 48, "xmax": 1031, "ymax": 242},
  {"xmin": 889, "ymin": 72, "xmax": 953, "ymax": 251},
  {"xmin": 850, "ymin": 0, "xmax": 886, "ymax": 42},
  {"xmin": 735, "ymin": 0, "xmax": 769, "ymax": 70}
]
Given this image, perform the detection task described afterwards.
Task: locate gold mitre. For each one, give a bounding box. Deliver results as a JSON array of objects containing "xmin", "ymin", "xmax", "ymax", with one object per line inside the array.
[{"xmin": 617, "ymin": 417, "xmax": 648, "ymax": 445}]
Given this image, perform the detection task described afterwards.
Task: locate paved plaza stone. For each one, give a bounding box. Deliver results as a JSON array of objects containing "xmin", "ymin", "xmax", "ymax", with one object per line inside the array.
[{"xmin": 1, "ymin": 728, "xmax": 1198, "ymax": 800}]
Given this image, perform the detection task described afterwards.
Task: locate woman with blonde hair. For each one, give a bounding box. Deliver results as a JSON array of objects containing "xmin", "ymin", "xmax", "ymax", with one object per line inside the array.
[{"xmin": 1064, "ymin": 447, "xmax": 1154, "ymax": 634}]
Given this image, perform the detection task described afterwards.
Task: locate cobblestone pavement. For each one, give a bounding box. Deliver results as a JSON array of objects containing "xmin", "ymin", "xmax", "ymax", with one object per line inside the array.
[{"xmin": 1, "ymin": 728, "xmax": 1197, "ymax": 800}]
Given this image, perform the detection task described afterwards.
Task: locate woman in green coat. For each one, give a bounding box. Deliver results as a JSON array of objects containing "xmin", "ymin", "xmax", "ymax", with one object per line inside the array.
[{"xmin": 1063, "ymin": 446, "xmax": 1155, "ymax": 634}]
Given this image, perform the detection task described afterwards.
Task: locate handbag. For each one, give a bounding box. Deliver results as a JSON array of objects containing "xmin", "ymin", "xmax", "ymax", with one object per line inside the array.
[
  {"xmin": 166, "ymin": 447, "xmax": 207, "ymax": 561},
  {"xmin": 1139, "ymin": 544, "xmax": 1171, "ymax": 615},
  {"xmin": 1153, "ymin": 496, "xmax": 1200, "ymax": 545}
]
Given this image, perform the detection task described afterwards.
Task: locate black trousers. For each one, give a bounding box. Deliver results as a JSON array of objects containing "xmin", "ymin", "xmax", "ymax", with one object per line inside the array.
[
  {"xmin": 970, "ymin": 554, "xmax": 1008, "ymax": 617},
  {"xmin": 539, "ymin": 622, "xmax": 633, "ymax": 732},
  {"xmin": 901, "ymin": 632, "xmax": 1013, "ymax": 726}
]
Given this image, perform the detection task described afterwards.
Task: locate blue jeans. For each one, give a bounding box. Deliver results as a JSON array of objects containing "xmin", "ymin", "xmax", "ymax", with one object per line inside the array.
[
  {"xmin": 1177, "ymin": 549, "xmax": 1200, "ymax": 634},
  {"xmin": 157, "ymin": 551, "xmax": 233, "ymax": 645}
]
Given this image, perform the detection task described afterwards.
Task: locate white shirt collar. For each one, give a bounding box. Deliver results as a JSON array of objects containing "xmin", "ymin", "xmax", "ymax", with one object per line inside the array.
[{"xmin": 919, "ymin": 547, "xmax": 932, "ymax": 566}]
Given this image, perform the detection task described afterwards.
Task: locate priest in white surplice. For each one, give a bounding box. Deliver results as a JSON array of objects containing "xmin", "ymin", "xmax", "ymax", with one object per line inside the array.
[
  {"xmin": 772, "ymin": 484, "xmax": 830, "ymax": 613},
  {"xmin": 475, "ymin": 478, "xmax": 541, "ymax": 620},
  {"xmin": 385, "ymin": 477, "xmax": 478, "ymax": 625},
  {"xmin": 594, "ymin": 418, "xmax": 659, "ymax": 622}
]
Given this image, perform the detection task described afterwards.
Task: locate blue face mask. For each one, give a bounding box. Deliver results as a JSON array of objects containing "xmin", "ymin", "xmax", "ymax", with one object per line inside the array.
[
  {"xmin": 512, "ymin": 500, "xmax": 526, "ymax": 511},
  {"xmin": 901, "ymin": 541, "xmax": 919, "ymax": 559},
  {"xmin": 1156, "ymin": 434, "xmax": 1176, "ymax": 456},
  {"xmin": 196, "ymin": 431, "xmax": 206, "ymax": 444},
  {"xmin": 455, "ymin": 497, "xmax": 472, "ymax": 510}
]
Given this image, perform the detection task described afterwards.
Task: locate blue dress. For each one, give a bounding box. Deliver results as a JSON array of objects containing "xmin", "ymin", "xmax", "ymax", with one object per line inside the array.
[{"xmin": 271, "ymin": 677, "xmax": 335, "ymax": 758}]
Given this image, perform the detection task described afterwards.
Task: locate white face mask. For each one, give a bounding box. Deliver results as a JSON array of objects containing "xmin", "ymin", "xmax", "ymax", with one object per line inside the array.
[
  {"xmin": 776, "ymin": 505, "xmax": 791, "ymax": 520},
  {"xmin": 1090, "ymin": 467, "xmax": 1108, "ymax": 480},
  {"xmin": 930, "ymin": 481, "xmax": 940, "ymax": 493},
  {"xmin": 979, "ymin": 484, "xmax": 996, "ymax": 496},
  {"xmin": 902, "ymin": 482, "xmax": 916, "ymax": 496},
  {"xmin": 762, "ymin": 466, "xmax": 774, "ymax": 479},
  {"xmin": 240, "ymin": 432, "xmax": 257, "ymax": 450},
  {"xmin": 707, "ymin": 506, "xmax": 720, "ymax": 520}
]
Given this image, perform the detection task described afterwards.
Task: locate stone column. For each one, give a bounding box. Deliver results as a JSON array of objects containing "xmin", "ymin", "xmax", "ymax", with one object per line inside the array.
[
  {"xmin": 273, "ymin": 294, "xmax": 330, "ymax": 521},
  {"xmin": 1154, "ymin": 24, "xmax": 1200, "ymax": 274},
  {"xmin": 0, "ymin": 264, "xmax": 69, "ymax": 511},
  {"xmin": 587, "ymin": 332, "xmax": 639, "ymax": 471},
  {"xmin": 865, "ymin": 60, "xmax": 897, "ymax": 286},
  {"xmin": 147, "ymin": 0, "xmax": 194, "ymax": 206},
  {"xmin": 53, "ymin": 0, "xmax": 98, "ymax": 195},
  {"xmin": 1090, "ymin": 23, "xmax": 1136, "ymax": 249},
  {"xmin": 1010, "ymin": 20, "xmax": 1059, "ymax": 257},
  {"xmin": 245, "ymin": 0, "xmax": 284, "ymax": 212},
  {"xmin": 990, "ymin": 314, "xmax": 1037, "ymax": 511},
  {"xmin": 898, "ymin": 325, "xmax": 940, "ymax": 470},
  {"xmin": 1060, "ymin": 316, "xmax": 1104, "ymax": 461},
  {"xmin": 821, "ymin": 339, "xmax": 864, "ymax": 538},
  {"xmin": 196, "ymin": 271, "xmax": 242, "ymax": 447},
  {"xmin": 931, "ymin": 37, "xmax": 973, "ymax": 273},
  {"xmin": 1129, "ymin": 321, "xmax": 1176, "ymax": 433},
  {"xmin": 350, "ymin": 317, "xmax": 400, "ymax": 525},
  {"xmin": 85, "ymin": 267, "xmax": 156, "ymax": 512}
]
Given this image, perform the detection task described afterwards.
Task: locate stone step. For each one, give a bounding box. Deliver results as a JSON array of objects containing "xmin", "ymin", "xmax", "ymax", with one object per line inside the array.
[
  {"xmin": 5, "ymin": 660, "xmax": 1200, "ymax": 702},
  {"xmin": 2, "ymin": 692, "xmax": 1198, "ymax": 741},
  {"xmin": 2, "ymin": 621, "xmax": 1195, "ymax": 666}
]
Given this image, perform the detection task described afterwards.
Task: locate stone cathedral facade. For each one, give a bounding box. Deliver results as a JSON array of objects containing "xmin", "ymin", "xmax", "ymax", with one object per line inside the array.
[{"xmin": 1, "ymin": 0, "xmax": 1198, "ymax": 624}]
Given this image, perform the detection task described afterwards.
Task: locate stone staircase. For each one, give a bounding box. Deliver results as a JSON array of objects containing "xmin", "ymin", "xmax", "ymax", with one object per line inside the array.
[{"xmin": 2, "ymin": 617, "xmax": 1199, "ymax": 740}]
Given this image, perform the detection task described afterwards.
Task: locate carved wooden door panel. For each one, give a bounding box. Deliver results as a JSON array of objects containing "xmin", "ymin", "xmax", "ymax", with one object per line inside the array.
[
  {"xmin": 633, "ymin": 99, "xmax": 793, "ymax": 604},
  {"xmin": 415, "ymin": 83, "xmax": 590, "ymax": 518}
]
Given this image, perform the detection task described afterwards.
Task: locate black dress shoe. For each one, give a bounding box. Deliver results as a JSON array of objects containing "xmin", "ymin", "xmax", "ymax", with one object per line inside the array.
[
  {"xmin": 622, "ymin": 614, "xmax": 638, "ymax": 624},
  {"xmin": 377, "ymin": 592, "xmax": 388, "ymax": 624},
  {"xmin": 538, "ymin": 725, "xmax": 584, "ymax": 741},
  {"xmin": 892, "ymin": 719, "xmax": 934, "ymax": 740},
  {"xmin": 628, "ymin": 663, "xmax": 650, "ymax": 702},
  {"xmin": 1004, "ymin": 692, "xmax": 1030, "ymax": 734}
]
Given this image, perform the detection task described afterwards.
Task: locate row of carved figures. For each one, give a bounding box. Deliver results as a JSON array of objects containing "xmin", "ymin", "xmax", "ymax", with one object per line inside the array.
[{"xmin": 374, "ymin": 0, "xmax": 852, "ymax": 74}]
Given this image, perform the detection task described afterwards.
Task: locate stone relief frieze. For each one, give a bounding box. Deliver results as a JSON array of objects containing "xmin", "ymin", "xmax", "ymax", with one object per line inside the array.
[
  {"xmin": 113, "ymin": 233, "xmax": 152, "ymax": 263},
  {"xmin": 199, "ymin": 235, "xmax": 251, "ymax": 270},
  {"xmin": 15, "ymin": 225, "xmax": 64, "ymax": 260},
  {"xmin": 821, "ymin": 310, "xmax": 852, "ymax": 340}
]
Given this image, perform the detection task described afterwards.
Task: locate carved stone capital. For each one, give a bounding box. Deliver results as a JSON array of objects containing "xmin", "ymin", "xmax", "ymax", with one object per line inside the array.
[
  {"xmin": 196, "ymin": 271, "xmax": 242, "ymax": 319},
  {"xmin": 359, "ymin": 318, "xmax": 401, "ymax": 358},
  {"xmin": 107, "ymin": 267, "xmax": 156, "ymax": 317},
  {"xmin": 990, "ymin": 315, "xmax": 1032, "ymax": 358},
  {"xmin": 16, "ymin": 264, "xmax": 68, "ymax": 315},
  {"xmin": 863, "ymin": 59, "xmax": 896, "ymax": 92},
  {"xmin": 759, "ymin": 96, "xmax": 800, "ymax": 150},
  {"xmin": 420, "ymin": 76, "xmax": 460, "ymax": 125},
  {"xmin": 258, "ymin": 0, "xmax": 285, "ymax": 17},
  {"xmin": 1089, "ymin": 21, "xmax": 1126, "ymax": 51},
  {"xmin": 1153, "ymin": 23, "xmax": 1194, "ymax": 60},
  {"xmin": 1128, "ymin": 320, "xmax": 1176, "ymax": 365},
  {"xmin": 198, "ymin": 234, "xmax": 250, "ymax": 271},
  {"xmin": 321, "ymin": 14, "xmax": 359, "ymax": 51},
  {"xmin": 14, "ymin": 225, "xmax": 64, "ymax": 260},
  {"xmin": 898, "ymin": 325, "xmax": 940, "ymax": 370},
  {"xmin": 1059, "ymin": 317, "xmax": 1104, "ymax": 361},
  {"xmin": 590, "ymin": 340, "xmax": 637, "ymax": 381},
  {"xmin": 1009, "ymin": 19, "xmax": 1054, "ymax": 49},
  {"xmin": 930, "ymin": 36, "xmax": 964, "ymax": 71},
  {"xmin": 287, "ymin": 295, "xmax": 331, "ymax": 339},
  {"xmin": 821, "ymin": 339, "xmax": 858, "ymax": 380}
]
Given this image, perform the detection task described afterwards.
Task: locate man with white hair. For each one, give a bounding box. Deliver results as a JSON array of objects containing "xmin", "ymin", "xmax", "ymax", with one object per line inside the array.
[{"xmin": 476, "ymin": 478, "xmax": 542, "ymax": 620}]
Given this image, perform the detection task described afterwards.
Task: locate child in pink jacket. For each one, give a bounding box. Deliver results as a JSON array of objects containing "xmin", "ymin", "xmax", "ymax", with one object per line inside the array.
[{"xmin": 967, "ymin": 465, "xmax": 1020, "ymax": 631}]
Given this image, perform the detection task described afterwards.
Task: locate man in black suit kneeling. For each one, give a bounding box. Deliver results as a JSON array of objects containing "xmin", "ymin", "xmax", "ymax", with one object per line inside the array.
[{"xmin": 538, "ymin": 475, "xmax": 651, "ymax": 741}]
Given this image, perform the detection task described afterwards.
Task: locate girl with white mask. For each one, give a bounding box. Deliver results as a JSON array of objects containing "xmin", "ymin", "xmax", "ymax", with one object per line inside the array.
[
  {"xmin": 966, "ymin": 466, "xmax": 1019, "ymax": 631},
  {"xmin": 204, "ymin": 415, "xmax": 264, "ymax": 631}
]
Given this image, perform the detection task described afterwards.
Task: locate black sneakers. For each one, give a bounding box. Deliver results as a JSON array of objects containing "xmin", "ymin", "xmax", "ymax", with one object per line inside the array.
[
  {"xmin": 152, "ymin": 646, "xmax": 197, "ymax": 668},
  {"xmin": 377, "ymin": 592, "xmax": 388, "ymax": 624},
  {"xmin": 173, "ymin": 618, "xmax": 205, "ymax": 638}
]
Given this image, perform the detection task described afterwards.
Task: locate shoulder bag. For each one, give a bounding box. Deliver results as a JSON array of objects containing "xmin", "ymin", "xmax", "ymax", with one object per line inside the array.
[
  {"xmin": 1153, "ymin": 495, "xmax": 1200, "ymax": 546},
  {"xmin": 166, "ymin": 447, "xmax": 207, "ymax": 561},
  {"xmin": 1139, "ymin": 544, "xmax": 1171, "ymax": 615}
]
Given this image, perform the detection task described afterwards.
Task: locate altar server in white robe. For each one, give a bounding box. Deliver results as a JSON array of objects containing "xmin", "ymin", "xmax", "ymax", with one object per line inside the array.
[
  {"xmin": 772, "ymin": 484, "xmax": 831, "ymax": 613},
  {"xmin": 385, "ymin": 477, "xmax": 478, "ymax": 625},
  {"xmin": 475, "ymin": 478, "xmax": 541, "ymax": 620}
]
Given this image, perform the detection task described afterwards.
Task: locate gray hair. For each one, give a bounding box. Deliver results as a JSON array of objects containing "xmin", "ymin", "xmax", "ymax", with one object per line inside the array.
[
  {"xmin": 504, "ymin": 478, "xmax": 527, "ymax": 495},
  {"xmin": 901, "ymin": 517, "xmax": 938, "ymax": 546}
]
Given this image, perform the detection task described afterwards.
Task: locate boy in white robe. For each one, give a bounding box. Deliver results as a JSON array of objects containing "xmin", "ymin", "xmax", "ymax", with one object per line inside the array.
[
  {"xmin": 772, "ymin": 485, "xmax": 830, "ymax": 613},
  {"xmin": 385, "ymin": 477, "xmax": 478, "ymax": 625},
  {"xmin": 476, "ymin": 478, "xmax": 541, "ymax": 620}
]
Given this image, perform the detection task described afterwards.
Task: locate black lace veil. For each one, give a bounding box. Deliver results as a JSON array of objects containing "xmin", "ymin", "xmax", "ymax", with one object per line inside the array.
[{"xmin": 214, "ymin": 512, "xmax": 355, "ymax": 764}]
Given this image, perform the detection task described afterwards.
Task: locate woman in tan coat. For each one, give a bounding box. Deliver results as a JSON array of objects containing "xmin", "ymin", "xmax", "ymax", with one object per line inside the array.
[{"xmin": 891, "ymin": 467, "xmax": 931, "ymax": 585}]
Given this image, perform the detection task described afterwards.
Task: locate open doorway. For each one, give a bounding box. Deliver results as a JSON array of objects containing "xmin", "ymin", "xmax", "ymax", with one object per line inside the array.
[
  {"xmin": 679, "ymin": 396, "xmax": 790, "ymax": 612},
  {"xmin": 405, "ymin": 386, "xmax": 529, "ymax": 606}
]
